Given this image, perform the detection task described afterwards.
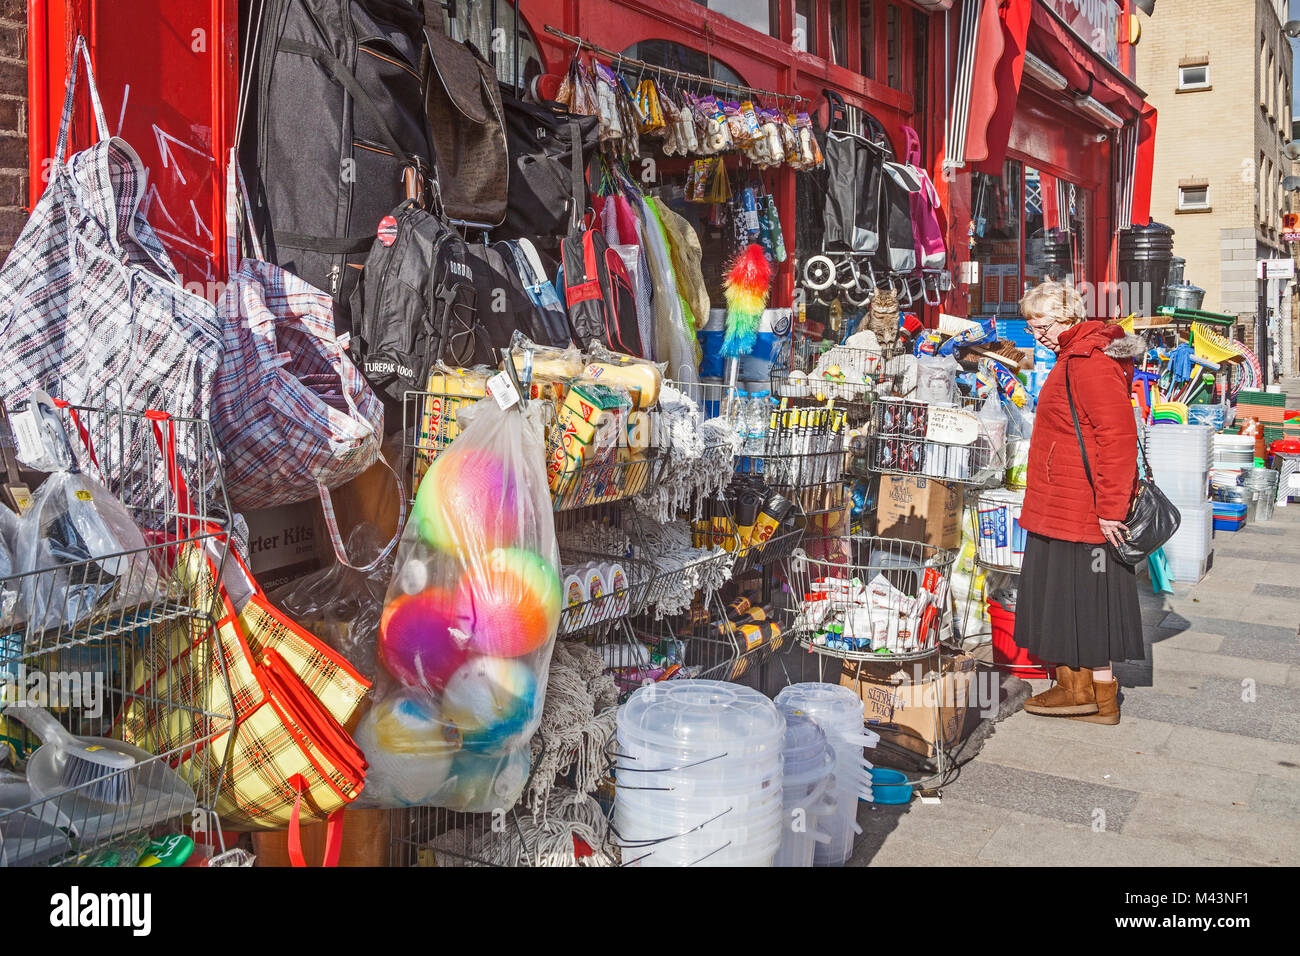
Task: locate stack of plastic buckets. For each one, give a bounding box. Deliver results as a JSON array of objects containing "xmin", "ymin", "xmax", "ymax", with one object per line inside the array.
[
  {"xmin": 1147, "ymin": 423, "xmax": 1213, "ymax": 583},
  {"xmin": 773, "ymin": 683, "xmax": 876, "ymax": 866},
  {"xmin": 614, "ymin": 680, "xmax": 785, "ymax": 867},
  {"xmin": 773, "ymin": 708, "xmax": 837, "ymax": 867}
]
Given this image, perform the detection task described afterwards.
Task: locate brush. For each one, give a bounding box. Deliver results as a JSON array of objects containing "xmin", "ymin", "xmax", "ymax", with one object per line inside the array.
[{"xmin": 2, "ymin": 701, "xmax": 136, "ymax": 805}]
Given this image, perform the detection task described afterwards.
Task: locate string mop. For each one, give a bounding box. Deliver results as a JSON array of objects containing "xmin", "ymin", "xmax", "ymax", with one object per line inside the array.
[
  {"xmin": 721, "ymin": 243, "xmax": 772, "ymax": 357},
  {"xmin": 634, "ymin": 385, "xmax": 743, "ymax": 523}
]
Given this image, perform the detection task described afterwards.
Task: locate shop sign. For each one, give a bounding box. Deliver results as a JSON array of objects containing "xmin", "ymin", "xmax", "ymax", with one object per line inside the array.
[
  {"xmin": 1284, "ymin": 232, "xmax": 1300, "ymax": 244},
  {"xmin": 1042, "ymin": 0, "xmax": 1121, "ymax": 67},
  {"xmin": 1258, "ymin": 259, "xmax": 1296, "ymax": 280}
]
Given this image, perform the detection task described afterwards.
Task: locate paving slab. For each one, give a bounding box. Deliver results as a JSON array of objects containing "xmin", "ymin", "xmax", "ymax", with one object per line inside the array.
[
  {"xmin": 1159, "ymin": 724, "xmax": 1300, "ymax": 782},
  {"xmin": 1149, "ymin": 645, "xmax": 1292, "ymax": 686},
  {"xmin": 977, "ymin": 817, "xmax": 1254, "ymax": 867},
  {"xmin": 1119, "ymin": 794, "xmax": 1300, "ymax": 866}
]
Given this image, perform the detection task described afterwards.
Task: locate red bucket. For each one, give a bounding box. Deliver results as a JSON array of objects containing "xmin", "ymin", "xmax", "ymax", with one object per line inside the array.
[{"xmin": 988, "ymin": 599, "xmax": 1053, "ymax": 678}]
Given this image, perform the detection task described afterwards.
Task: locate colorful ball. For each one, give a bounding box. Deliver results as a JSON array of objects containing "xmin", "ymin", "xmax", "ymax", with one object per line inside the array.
[
  {"xmin": 414, "ymin": 448, "xmax": 522, "ymax": 554},
  {"xmin": 457, "ymin": 547, "xmax": 561, "ymax": 658},
  {"xmin": 441, "ymin": 655, "xmax": 538, "ymax": 750},
  {"xmin": 379, "ymin": 588, "xmax": 470, "ymax": 689},
  {"xmin": 441, "ymin": 746, "xmax": 530, "ymax": 813},
  {"xmin": 354, "ymin": 689, "xmax": 461, "ymax": 807}
]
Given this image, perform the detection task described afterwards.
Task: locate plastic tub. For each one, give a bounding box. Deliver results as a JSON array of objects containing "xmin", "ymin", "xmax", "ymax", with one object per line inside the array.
[
  {"xmin": 869, "ymin": 767, "xmax": 914, "ymax": 805},
  {"xmin": 774, "ymin": 781, "xmax": 835, "ymax": 868},
  {"xmin": 618, "ymin": 680, "xmax": 786, "ymax": 755},
  {"xmin": 989, "ymin": 598, "xmax": 1052, "ymax": 678}
]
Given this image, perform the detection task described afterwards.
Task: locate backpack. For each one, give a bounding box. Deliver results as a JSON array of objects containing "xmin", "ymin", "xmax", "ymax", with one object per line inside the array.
[
  {"xmin": 349, "ymin": 200, "xmax": 478, "ymax": 422},
  {"xmin": 463, "ymin": 240, "xmax": 569, "ymax": 351},
  {"xmin": 498, "ymin": 91, "xmax": 601, "ymax": 243},
  {"xmin": 822, "ymin": 129, "xmax": 885, "ymax": 255},
  {"xmin": 240, "ymin": 0, "xmax": 434, "ymax": 335},
  {"xmin": 901, "ymin": 125, "xmax": 946, "ymax": 271},
  {"xmin": 560, "ymin": 227, "xmax": 644, "ymax": 356},
  {"xmin": 424, "ymin": 28, "xmax": 508, "ymax": 225}
]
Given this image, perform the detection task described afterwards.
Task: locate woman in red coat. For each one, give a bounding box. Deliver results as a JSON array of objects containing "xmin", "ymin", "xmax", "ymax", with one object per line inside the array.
[{"xmin": 1013, "ymin": 281, "xmax": 1146, "ymax": 725}]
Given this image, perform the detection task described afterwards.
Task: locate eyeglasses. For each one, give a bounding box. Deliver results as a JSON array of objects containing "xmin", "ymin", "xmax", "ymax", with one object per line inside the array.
[{"xmin": 1026, "ymin": 319, "xmax": 1059, "ymax": 338}]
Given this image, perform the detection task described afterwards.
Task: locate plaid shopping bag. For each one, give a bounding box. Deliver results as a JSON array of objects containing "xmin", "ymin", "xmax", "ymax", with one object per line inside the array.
[
  {"xmin": 0, "ymin": 38, "xmax": 220, "ymax": 514},
  {"xmin": 117, "ymin": 414, "xmax": 370, "ymax": 859},
  {"xmin": 213, "ymin": 155, "xmax": 401, "ymax": 569}
]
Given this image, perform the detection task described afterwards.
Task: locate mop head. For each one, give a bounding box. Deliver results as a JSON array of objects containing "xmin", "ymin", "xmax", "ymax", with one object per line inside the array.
[{"xmin": 721, "ymin": 243, "xmax": 772, "ymax": 357}]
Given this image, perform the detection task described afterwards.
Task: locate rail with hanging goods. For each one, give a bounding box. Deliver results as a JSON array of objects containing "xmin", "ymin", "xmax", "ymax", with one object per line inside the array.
[
  {"xmin": 0, "ymin": 401, "xmax": 232, "ymax": 866},
  {"xmin": 543, "ymin": 27, "xmax": 808, "ymax": 107}
]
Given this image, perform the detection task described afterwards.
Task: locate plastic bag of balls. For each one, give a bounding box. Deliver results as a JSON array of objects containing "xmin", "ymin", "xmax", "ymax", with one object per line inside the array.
[{"xmin": 355, "ymin": 398, "xmax": 562, "ymax": 813}]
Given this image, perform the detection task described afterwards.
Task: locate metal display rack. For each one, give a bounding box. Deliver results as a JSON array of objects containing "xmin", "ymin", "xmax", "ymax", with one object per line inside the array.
[
  {"xmin": 864, "ymin": 396, "xmax": 1005, "ymax": 485},
  {"xmin": 0, "ymin": 403, "xmax": 232, "ymax": 866}
]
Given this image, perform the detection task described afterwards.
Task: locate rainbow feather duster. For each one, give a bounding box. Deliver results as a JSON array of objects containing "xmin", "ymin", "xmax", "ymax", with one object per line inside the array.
[{"xmin": 721, "ymin": 243, "xmax": 772, "ymax": 357}]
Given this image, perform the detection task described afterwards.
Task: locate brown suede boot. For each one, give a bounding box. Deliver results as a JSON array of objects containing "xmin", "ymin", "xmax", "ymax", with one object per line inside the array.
[
  {"xmin": 1023, "ymin": 666, "xmax": 1099, "ymax": 717},
  {"xmin": 1068, "ymin": 679, "xmax": 1120, "ymax": 725}
]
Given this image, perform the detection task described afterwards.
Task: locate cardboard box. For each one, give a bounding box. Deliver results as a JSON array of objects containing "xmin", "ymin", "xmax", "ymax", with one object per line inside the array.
[
  {"xmin": 243, "ymin": 500, "xmax": 322, "ymax": 592},
  {"xmin": 875, "ymin": 475, "xmax": 962, "ymax": 550},
  {"xmin": 840, "ymin": 652, "xmax": 978, "ymax": 760}
]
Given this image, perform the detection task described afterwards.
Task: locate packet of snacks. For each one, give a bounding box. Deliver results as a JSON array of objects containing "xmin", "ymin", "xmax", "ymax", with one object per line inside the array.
[{"xmin": 723, "ymin": 100, "xmax": 751, "ymax": 145}]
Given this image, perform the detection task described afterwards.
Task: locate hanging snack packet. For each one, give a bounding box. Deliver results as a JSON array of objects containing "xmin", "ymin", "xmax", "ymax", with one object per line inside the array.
[{"xmin": 637, "ymin": 79, "xmax": 666, "ymax": 135}]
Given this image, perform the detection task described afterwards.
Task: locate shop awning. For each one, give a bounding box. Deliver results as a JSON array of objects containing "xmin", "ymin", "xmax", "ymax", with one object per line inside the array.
[
  {"xmin": 965, "ymin": 0, "xmax": 1033, "ymax": 170},
  {"xmin": 1024, "ymin": 1, "xmax": 1146, "ymax": 116},
  {"xmin": 1116, "ymin": 103, "xmax": 1158, "ymax": 229}
]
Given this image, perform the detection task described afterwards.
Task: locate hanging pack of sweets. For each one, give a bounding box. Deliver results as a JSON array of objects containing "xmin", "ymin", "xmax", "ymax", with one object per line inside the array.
[
  {"xmin": 613, "ymin": 71, "xmax": 642, "ymax": 159},
  {"xmin": 658, "ymin": 86, "xmax": 682, "ymax": 155},
  {"xmin": 765, "ymin": 195, "xmax": 787, "ymax": 262},
  {"xmin": 700, "ymin": 96, "xmax": 732, "ymax": 153},
  {"xmin": 636, "ymin": 78, "xmax": 666, "ymax": 136},
  {"xmin": 556, "ymin": 55, "xmax": 599, "ymax": 117},
  {"xmin": 778, "ymin": 111, "xmax": 800, "ymax": 162},
  {"xmin": 359, "ymin": 392, "xmax": 561, "ymax": 812},
  {"xmin": 687, "ymin": 158, "xmax": 716, "ymax": 202},
  {"xmin": 705, "ymin": 158, "xmax": 733, "ymax": 205},
  {"xmin": 591, "ymin": 63, "xmax": 626, "ymax": 146}
]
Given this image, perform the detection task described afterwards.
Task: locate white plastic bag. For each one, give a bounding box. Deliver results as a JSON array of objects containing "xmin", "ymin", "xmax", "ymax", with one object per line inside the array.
[
  {"xmin": 13, "ymin": 470, "xmax": 161, "ymax": 634},
  {"xmin": 358, "ymin": 398, "xmax": 561, "ymax": 811}
]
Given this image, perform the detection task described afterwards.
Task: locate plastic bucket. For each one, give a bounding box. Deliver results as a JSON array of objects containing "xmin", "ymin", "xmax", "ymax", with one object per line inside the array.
[{"xmin": 989, "ymin": 598, "xmax": 1052, "ymax": 678}]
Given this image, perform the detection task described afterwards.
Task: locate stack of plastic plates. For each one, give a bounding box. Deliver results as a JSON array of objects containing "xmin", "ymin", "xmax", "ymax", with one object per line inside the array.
[{"xmin": 615, "ymin": 681, "xmax": 785, "ymax": 867}]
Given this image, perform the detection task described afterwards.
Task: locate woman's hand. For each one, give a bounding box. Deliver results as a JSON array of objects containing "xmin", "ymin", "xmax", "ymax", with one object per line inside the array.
[{"xmin": 1099, "ymin": 518, "xmax": 1129, "ymax": 550}]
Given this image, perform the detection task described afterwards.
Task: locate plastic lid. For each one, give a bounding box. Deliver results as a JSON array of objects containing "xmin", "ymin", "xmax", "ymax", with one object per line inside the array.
[
  {"xmin": 774, "ymin": 683, "xmax": 865, "ymax": 733},
  {"xmin": 618, "ymin": 680, "xmax": 786, "ymax": 753}
]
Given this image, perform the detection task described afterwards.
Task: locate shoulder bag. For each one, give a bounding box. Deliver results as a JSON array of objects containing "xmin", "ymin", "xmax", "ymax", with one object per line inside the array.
[{"xmin": 1066, "ymin": 362, "xmax": 1181, "ymax": 565}]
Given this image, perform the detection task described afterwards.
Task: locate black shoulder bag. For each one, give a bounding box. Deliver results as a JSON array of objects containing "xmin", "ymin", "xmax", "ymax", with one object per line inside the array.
[{"xmin": 1066, "ymin": 362, "xmax": 1181, "ymax": 565}]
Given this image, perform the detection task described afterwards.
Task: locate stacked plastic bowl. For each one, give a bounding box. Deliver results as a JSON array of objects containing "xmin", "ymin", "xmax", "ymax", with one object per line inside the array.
[
  {"xmin": 773, "ymin": 708, "xmax": 837, "ymax": 868},
  {"xmin": 1147, "ymin": 424, "xmax": 1213, "ymax": 583},
  {"xmin": 1213, "ymin": 433, "xmax": 1256, "ymax": 469},
  {"xmin": 773, "ymin": 683, "xmax": 876, "ymax": 866},
  {"xmin": 614, "ymin": 680, "xmax": 785, "ymax": 867}
]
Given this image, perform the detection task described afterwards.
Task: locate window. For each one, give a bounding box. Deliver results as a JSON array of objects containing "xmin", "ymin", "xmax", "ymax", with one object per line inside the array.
[
  {"xmin": 794, "ymin": 0, "xmax": 816, "ymax": 54},
  {"xmin": 1177, "ymin": 64, "xmax": 1209, "ymax": 90},
  {"xmin": 1177, "ymin": 185, "xmax": 1210, "ymax": 210},
  {"xmin": 442, "ymin": 0, "xmax": 542, "ymax": 88},
  {"xmin": 698, "ymin": 0, "xmax": 778, "ymax": 37},
  {"xmin": 886, "ymin": 4, "xmax": 901, "ymax": 89},
  {"xmin": 913, "ymin": 9, "xmax": 928, "ymax": 113},
  {"xmin": 830, "ymin": 0, "xmax": 847, "ymax": 66},
  {"xmin": 858, "ymin": 0, "xmax": 875, "ymax": 79}
]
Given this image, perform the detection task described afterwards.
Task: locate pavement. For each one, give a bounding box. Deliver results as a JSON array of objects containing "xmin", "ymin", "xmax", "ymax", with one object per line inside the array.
[{"xmin": 849, "ymin": 377, "xmax": 1300, "ymax": 867}]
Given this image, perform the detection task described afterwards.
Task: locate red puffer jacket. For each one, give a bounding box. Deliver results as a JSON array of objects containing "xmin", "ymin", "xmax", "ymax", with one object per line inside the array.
[{"xmin": 1019, "ymin": 321, "xmax": 1144, "ymax": 544}]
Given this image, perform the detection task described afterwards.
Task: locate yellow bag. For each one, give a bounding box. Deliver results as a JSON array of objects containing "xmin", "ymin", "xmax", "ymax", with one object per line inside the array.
[{"xmin": 636, "ymin": 79, "xmax": 666, "ymax": 135}]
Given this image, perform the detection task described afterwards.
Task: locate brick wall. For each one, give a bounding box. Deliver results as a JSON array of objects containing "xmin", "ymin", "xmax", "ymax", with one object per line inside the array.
[{"xmin": 0, "ymin": 0, "xmax": 25, "ymax": 262}]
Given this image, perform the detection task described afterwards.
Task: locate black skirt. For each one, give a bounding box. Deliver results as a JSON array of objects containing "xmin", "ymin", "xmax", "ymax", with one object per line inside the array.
[{"xmin": 1012, "ymin": 531, "xmax": 1145, "ymax": 669}]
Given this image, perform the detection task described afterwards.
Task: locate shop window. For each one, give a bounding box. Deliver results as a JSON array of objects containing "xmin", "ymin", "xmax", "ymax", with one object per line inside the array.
[
  {"xmin": 858, "ymin": 0, "xmax": 876, "ymax": 79},
  {"xmin": 695, "ymin": 0, "xmax": 778, "ymax": 38},
  {"xmin": 1177, "ymin": 64, "xmax": 1209, "ymax": 91},
  {"xmin": 622, "ymin": 40, "xmax": 745, "ymax": 87},
  {"xmin": 794, "ymin": 0, "xmax": 817, "ymax": 55},
  {"xmin": 969, "ymin": 159, "xmax": 1023, "ymax": 317},
  {"xmin": 1024, "ymin": 167, "xmax": 1089, "ymax": 288},
  {"xmin": 1177, "ymin": 184, "xmax": 1210, "ymax": 211},
  {"xmin": 830, "ymin": 0, "xmax": 848, "ymax": 67},
  {"xmin": 441, "ymin": 0, "xmax": 542, "ymax": 88},
  {"xmin": 886, "ymin": 4, "xmax": 902, "ymax": 89}
]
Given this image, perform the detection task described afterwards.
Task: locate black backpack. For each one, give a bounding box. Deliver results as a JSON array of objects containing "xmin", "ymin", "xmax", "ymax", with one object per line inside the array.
[
  {"xmin": 349, "ymin": 200, "xmax": 478, "ymax": 424},
  {"xmin": 560, "ymin": 227, "xmax": 644, "ymax": 357},
  {"xmin": 240, "ymin": 0, "xmax": 434, "ymax": 334},
  {"xmin": 497, "ymin": 90, "xmax": 601, "ymax": 244},
  {"xmin": 463, "ymin": 240, "xmax": 571, "ymax": 351}
]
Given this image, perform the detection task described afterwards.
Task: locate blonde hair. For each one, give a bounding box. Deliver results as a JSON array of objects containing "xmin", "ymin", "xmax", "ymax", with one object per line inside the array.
[{"xmin": 1019, "ymin": 280, "xmax": 1086, "ymax": 326}]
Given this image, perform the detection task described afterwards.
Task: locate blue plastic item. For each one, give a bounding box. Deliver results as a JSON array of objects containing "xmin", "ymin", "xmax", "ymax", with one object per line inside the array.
[{"xmin": 868, "ymin": 768, "xmax": 913, "ymax": 804}]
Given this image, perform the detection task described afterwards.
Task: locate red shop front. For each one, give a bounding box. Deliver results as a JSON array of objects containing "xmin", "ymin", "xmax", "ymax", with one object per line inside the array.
[{"xmin": 939, "ymin": 0, "xmax": 1157, "ymax": 326}]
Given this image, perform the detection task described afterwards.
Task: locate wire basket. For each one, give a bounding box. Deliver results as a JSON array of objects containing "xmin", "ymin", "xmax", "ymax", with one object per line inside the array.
[
  {"xmin": 865, "ymin": 397, "xmax": 1005, "ymax": 484},
  {"xmin": 403, "ymin": 386, "xmax": 666, "ymax": 512},
  {"xmin": 772, "ymin": 344, "xmax": 884, "ymax": 401},
  {"xmin": 787, "ymin": 535, "xmax": 956, "ymax": 663},
  {"xmin": 557, "ymin": 551, "xmax": 656, "ymax": 637},
  {"xmin": 0, "ymin": 403, "xmax": 232, "ymax": 866}
]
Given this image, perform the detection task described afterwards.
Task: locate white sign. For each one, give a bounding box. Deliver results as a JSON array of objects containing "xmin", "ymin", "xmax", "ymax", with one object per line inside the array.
[
  {"xmin": 1042, "ymin": 0, "xmax": 1121, "ymax": 67},
  {"xmin": 1259, "ymin": 258, "xmax": 1296, "ymax": 280}
]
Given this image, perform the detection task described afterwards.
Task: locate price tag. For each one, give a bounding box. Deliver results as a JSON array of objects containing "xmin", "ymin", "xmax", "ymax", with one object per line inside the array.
[
  {"xmin": 925, "ymin": 406, "xmax": 980, "ymax": 445},
  {"xmin": 485, "ymin": 371, "xmax": 520, "ymax": 410}
]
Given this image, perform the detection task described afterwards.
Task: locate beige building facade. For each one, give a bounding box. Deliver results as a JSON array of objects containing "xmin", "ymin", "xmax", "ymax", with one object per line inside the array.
[{"xmin": 1136, "ymin": 0, "xmax": 1292, "ymax": 347}]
